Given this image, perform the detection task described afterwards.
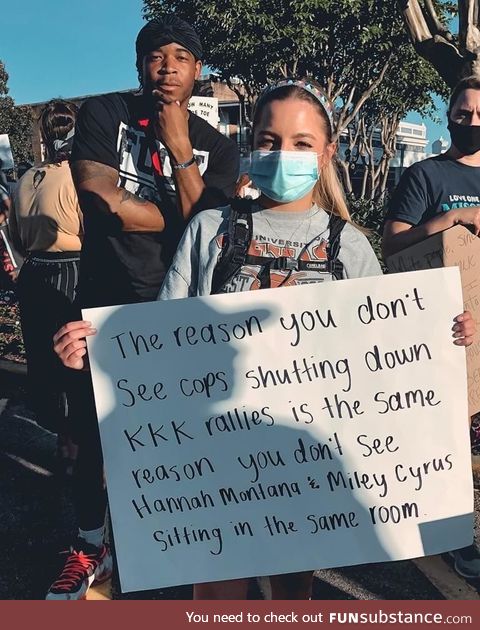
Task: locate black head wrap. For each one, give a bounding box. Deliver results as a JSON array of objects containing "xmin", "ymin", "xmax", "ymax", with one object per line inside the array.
[{"xmin": 136, "ymin": 16, "xmax": 203, "ymax": 77}]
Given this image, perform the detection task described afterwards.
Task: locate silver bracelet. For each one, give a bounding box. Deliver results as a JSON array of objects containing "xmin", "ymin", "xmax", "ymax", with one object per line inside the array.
[{"xmin": 172, "ymin": 155, "xmax": 196, "ymax": 170}]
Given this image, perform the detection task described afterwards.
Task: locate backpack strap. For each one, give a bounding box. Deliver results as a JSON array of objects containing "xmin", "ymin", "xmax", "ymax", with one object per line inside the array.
[
  {"xmin": 211, "ymin": 198, "xmax": 254, "ymax": 294},
  {"xmin": 325, "ymin": 213, "xmax": 346, "ymax": 280}
]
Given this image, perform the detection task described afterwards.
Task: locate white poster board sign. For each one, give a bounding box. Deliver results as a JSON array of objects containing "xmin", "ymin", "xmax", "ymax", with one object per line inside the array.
[
  {"xmin": 85, "ymin": 268, "xmax": 473, "ymax": 593},
  {"xmin": 188, "ymin": 96, "xmax": 219, "ymax": 128},
  {"xmin": 0, "ymin": 134, "xmax": 14, "ymax": 170}
]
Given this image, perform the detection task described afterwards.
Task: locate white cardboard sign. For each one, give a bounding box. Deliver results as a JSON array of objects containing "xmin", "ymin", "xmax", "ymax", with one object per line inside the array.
[
  {"xmin": 0, "ymin": 134, "xmax": 14, "ymax": 170},
  {"xmin": 188, "ymin": 96, "xmax": 219, "ymax": 128},
  {"xmin": 84, "ymin": 268, "xmax": 473, "ymax": 593}
]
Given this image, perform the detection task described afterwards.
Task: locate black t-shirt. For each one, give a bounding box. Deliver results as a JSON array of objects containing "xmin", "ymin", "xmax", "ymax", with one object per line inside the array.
[
  {"xmin": 386, "ymin": 154, "xmax": 480, "ymax": 226},
  {"xmin": 71, "ymin": 91, "xmax": 239, "ymax": 307}
]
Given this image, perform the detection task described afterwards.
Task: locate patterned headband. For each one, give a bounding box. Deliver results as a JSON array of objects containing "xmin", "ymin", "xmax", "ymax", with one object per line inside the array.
[
  {"xmin": 256, "ymin": 78, "xmax": 334, "ymax": 131},
  {"xmin": 53, "ymin": 127, "xmax": 75, "ymax": 152}
]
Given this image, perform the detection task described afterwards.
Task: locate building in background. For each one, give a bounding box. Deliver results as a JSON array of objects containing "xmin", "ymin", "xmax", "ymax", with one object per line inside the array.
[{"xmin": 390, "ymin": 121, "xmax": 429, "ymax": 174}]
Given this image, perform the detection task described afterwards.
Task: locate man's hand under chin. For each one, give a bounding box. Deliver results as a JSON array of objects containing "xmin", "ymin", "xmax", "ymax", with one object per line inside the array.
[{"xmin": 152, "ymin": 91, "xmax": 192, "ymax": 163}]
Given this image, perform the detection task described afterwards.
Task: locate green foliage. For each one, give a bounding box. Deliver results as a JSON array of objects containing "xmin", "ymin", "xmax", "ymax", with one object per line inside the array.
[
  {"xmin": 370, "ymin": 52, "xmax": 446, "ymax": 122},
  {"xmin": 349, "ymin": 194, "xmax": 388, "ymax": 267},
  {"xmin": 0, "ymin": 62, "xmax": 9, "ymax": 96},
  {"xmin": 0, "ymin": 291, "xmax": 25, "ymax": 363},
  {"xmin": 349, "ymin": 194, "xmax": 387, "ymax": 235},
  {"xmin": 0, "ymin": 61, "xmax": 34, "ymax": 165}
]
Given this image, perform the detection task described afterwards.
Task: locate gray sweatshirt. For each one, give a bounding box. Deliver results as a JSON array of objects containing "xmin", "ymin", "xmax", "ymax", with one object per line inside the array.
[{"xmin": 159, "ymin": 204, "xmax": 382, "ymax": 299}]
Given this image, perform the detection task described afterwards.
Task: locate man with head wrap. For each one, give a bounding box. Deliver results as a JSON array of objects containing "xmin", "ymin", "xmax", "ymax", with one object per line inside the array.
[
  {"xmin": 45, "ymin": 16, "xmax": 239, "ymax": 600},
  {"xmin": 73, "ymin": 15, "xmax": 239, "ymax": 307}
]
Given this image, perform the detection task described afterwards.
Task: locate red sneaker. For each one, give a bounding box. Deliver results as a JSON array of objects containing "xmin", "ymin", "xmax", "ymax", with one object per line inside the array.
[{"xmin": 46, "ymin": 539, "xmax": 112, "ymax": 600}]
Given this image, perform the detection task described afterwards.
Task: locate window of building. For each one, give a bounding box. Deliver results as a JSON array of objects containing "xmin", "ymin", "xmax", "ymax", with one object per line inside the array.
[{"xmin": 219, "ymin": 104, "xmax": 240, "ymax": 125}]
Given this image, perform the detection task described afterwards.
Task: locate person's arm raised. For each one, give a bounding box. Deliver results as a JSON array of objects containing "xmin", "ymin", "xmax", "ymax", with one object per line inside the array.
[
  {"xmin": 383, "ymin": 215, "xmax": 451, "ymax": 259},
  {"xmin": 153, "ymin": 95, "xmax": 206, "ymax": 220},
  {"xmin": 71, "ymin": 160, "xmax": 166, "ymax": 232},
  {"xmin": 383, "ymin": 207, "xmax": 480, "ymax": 259}
]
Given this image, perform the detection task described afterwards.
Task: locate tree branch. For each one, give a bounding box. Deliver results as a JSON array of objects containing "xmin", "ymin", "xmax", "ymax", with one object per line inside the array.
[
  {"xmin": 337, "ymin": 56, "xmax": 392, "ymax": 136},
  {"xmin": 398, "ymin": 0, "xmax": 472, "ymax": 86}
]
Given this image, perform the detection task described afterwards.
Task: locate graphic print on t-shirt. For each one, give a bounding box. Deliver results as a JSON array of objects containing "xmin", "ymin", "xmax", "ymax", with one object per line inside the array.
[
  {"xmin": 441, "ymin": 193, "xmax": 480, "ymax": 212},
  {"xmin": 116, "ymin": 120, "xmax": 209, "ymax": 205},
  {"xmin": 215, "ymin": 232, "xmax": 333, "ymax": 291}
]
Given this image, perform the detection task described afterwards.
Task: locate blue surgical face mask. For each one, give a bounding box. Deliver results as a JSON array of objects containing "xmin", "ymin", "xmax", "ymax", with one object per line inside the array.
[{"xmin": 249, "ymin": 150, "xmax": 319, "ymax": 203}]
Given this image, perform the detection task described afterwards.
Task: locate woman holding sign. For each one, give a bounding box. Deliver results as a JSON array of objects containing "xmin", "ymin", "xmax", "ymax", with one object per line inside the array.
[{"xmin": 54, "ymin": 78, "xmax": 475, "ymax": 598}]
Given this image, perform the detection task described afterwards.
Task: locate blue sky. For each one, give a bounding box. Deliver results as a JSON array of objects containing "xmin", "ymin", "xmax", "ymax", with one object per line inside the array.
[
  {"xmin": 407, "ymin": 98, "xmax": 449, "ymax": 151},
  {"xmin": 2, "ymin": 0, "xmax": 448, "ymax": 149},
  {"xmin": 1, "ymin": 0, "xmax": 144, "ymax": 104}
]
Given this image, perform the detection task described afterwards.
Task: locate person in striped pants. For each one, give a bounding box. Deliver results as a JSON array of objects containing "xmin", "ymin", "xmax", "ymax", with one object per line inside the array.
[{"xmin": 8, "ymin": 99, "xmax": 82, "ymax": 474}]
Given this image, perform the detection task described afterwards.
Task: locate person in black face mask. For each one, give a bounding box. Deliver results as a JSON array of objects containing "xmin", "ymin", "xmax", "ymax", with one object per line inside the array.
[
  {"xmin": 382, "ymin": 76, "xmax": 480, "ymax": 580},
  {"xmin": 383, "ymin": 76, "xmax": 480, "ymax": 258},
  {"xmin": 448, "ymin": 98, "xmax": 480, "ymax": 156}
]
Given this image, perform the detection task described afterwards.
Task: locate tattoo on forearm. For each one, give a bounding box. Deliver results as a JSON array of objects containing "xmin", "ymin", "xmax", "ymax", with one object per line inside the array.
[
  {"xmin": 73, "ymin": 160, "xmax": 148, "ymax": 207},
  {"xmin": 120, "ymin": 189, "xmax": 148, "ymax": 205}
]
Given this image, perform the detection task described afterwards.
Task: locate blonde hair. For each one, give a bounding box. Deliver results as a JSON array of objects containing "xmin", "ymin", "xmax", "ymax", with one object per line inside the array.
[
  {"xmin": 253, "ymin": 79, "xmax": 358, "ymax": 227},
  {"xmin": 313, "ymin": 159, "xmax": 351, "ymax": 222}
]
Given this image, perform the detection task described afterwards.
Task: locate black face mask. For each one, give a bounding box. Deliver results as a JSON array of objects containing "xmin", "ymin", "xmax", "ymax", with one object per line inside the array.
[{"xmin": 448, "ymin": 120, "xmax": 480, "ymax": 155}]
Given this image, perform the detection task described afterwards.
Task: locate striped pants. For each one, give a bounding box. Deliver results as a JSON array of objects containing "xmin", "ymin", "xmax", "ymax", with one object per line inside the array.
[{"xmin": 16, "ymin": 251, "xmax": 80, "ymax": 433}]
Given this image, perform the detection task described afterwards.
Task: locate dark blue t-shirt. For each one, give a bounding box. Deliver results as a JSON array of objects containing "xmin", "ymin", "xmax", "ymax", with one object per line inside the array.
[{"xmin": 386, "ymin": 155, "xmax": 480, "ymax": 226}]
